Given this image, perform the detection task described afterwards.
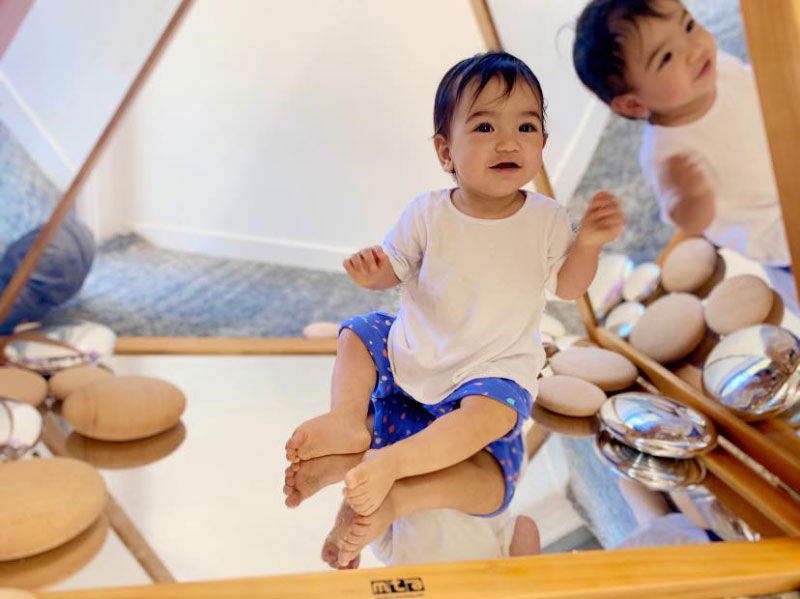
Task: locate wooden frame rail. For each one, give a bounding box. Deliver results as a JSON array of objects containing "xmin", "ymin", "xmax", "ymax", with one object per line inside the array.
[{"xmin": 38, "ymin": 539, "xmax": 800, "ymax": 599}]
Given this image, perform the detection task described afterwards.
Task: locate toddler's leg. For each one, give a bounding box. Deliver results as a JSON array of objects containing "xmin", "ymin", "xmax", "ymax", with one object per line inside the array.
[
  {"xmin": 285, "ymin": 329, "xmax": 374, "ymax": 462},
  {"xmin": 344, "ymin": 395, "xmax": 517, "ymax": 515},
  {"xmin": 335, "ymin": 449, "xmax": 506, "ymax": 566}
]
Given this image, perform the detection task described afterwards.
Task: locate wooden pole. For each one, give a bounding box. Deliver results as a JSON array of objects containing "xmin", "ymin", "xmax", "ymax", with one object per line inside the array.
[{"xmin": 0, "ymin": 0, "xmax": 196, "ymax": 327}]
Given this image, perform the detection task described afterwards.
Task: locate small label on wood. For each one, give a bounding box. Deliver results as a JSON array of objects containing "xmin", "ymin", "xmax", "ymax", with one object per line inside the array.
[{"xmin": 371, "ymin": 577, "xmax": 425, "ymax": 596}]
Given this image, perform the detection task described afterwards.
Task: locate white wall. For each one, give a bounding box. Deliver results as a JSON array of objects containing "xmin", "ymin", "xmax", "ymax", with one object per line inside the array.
[
  {"xmin": 3, "ymin": 0, "xmax": 608, "ymax": 271},
  {"xmin": 490, "ymin": 0, "xmax": 610, "ymax": 201},
  {"xmin": 0, "ymin": 0, "xmax": 180, "ymax": 191}
]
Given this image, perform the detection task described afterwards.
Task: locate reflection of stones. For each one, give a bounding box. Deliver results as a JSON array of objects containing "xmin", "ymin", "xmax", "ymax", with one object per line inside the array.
[
  {"xmin": 622, "ymin": 262, "xmax": 661, "ymax": 304},
  {"xmin": 0, "ymin": 458, "xmax": 106, "ymax": 561},
  {"xmin": 0, "ymin": 368, "xmax": 47, "ymax": 407},
  {"xmin": 604, "ymin": 301, "xmax": 645, "ymax": 338},
  {"xmin": 49, "ymin": 365, "xmax": 114, "ymax": 402},
  {"xmin": 683, "ymin": 487, "xmax": 758, "ymax": 542},
  {"xmin": 704, "ymin": 274, "xmax": 774, "ymax": 335},
  {"xmin": 629, "ymin": 293, "xmax": 706, "ymax": 363},
  {"xmin": 549, "ymin": 347, "xmax": 638, "ymax": 391},
  {"xmin": 63, "ymin": 376, "xmax": 186, "ymax": 441},
  {"xmin": 660, "ymin": 237, "xmax": 718, "ymax": 293},
  {"xmin": 530, "ymin": 403, "xmax": 598, "ymax": 437},
  {"xmin": 599, "ymin": 393, "xmax": 716, "ymax": 459},
  {"xmin": 703, "ymin": 325, "xmax": 800, "ymax": 420},
  {"xmin": 537, "ymin": 376, "xmax": 606, "ymax": 418},
  {"xmin": 65, "ymin": 422, "xmax": 186, "ymax": 469},
  {"xmin": 0, "ymin": 515, "xmax": 108, "ymax": 590},
  {"xmin": 588, "ymin": 253, "xmax": 634, "ymax": 317}
]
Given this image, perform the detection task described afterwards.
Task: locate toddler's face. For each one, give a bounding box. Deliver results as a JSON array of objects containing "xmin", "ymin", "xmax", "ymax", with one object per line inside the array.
[
  {"xmin": 616, "ymin": 0, "xmax": 717, "ymax": 118},
  {"xmin": 437, "ymin": 77, "xmax": 546, "ymax": 199}
]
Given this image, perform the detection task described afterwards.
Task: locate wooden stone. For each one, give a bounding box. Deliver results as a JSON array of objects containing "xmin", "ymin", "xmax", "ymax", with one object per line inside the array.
[
  {"xmin": 704, "ymin": 274, "xmax": 774, "ymax": 335},
  {"xmin": 536, "ymin": 375, "xmax": 607, "ymax": 417},
  {"xmin": 65, "ymin": 422, "xmax": 186, "ymax": 469},
  {"xmin": 62, "ymin": 376, "xmax": 186, "ymax": 442},
  {"xmin": 0, "ymin": 368, "xmax": 47, "ymax": 407},
  {"xmin": 661, "ymin": 237, "xmax": 718, "ymax": 292},
  {"xmin": 302, "ymin": 322, "xmax": 341, "ymax": 339},
  {"xmin": 0, "ymin": 457, "xmax": 106, "ymax": 561},
  {"xmin": 629, "ymin": 293, "xmax": 706, "ymax": 363},
  {"xmin": 549, "ymin": 347, "xmax": 638, "ymax": 391},
  {"xmin": 49, "ymin": 365, "xmax": 114, "ymax": 401}
]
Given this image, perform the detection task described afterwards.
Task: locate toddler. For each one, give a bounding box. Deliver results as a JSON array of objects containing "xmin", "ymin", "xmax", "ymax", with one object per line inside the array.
[{"xmin": 285, "ymin": 51, "xmax": 624, "ymax": 566}]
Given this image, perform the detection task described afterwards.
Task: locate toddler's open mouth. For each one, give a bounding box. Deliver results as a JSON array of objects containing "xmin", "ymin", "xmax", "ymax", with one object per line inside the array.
[{"xmin": 490, "ymin": 162, "xmax": 521, "ymax": 170}]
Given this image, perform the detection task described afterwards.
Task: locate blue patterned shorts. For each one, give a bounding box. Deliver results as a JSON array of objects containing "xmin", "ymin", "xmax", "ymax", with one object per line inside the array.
[{"xmin": 341, "ymin": 312, "xmax": 532, "ymax": 516}]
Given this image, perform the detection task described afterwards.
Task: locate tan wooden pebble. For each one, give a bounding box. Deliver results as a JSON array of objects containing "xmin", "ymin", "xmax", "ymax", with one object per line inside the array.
[
  {"xmin": 537, "ymin": 375, "xmax": 607, "ymax": 417},
  {"xmin": 629, "ymin": 293, "xmax": 706, "ymax": 363},
  {"xmin": 704, "ymin": 274, "xmax": 774, "ymax": 335},
  {"xmin": 661, "ymin": 237, "xmax": 717, "ymax": 292},
  {"xmin": 65, "ymin": 422, "xmax": 186, "ymax": 469},
  {"xmin": 0, "ymin": 457, "xmax": 106, "ymax": 561},
  {"xmin": 49, "ymin": 365, "xmax": 114, "ymax": 401},
  {"xmin": 0, "ymin": 515, "xmax": 108, "ymax": 589},
  {"xmin": 0, "ymin": 368, "xmax": 47, "ymax": 407},
  {"xmin": 63, "ymin": 376, "xmax": 186, "ymax": 442},
  {"xmin": 302, "ymin": 321, "xmax": 340, "ymax": 339},
  {"xmin": 549, "ymin": 347, "xmax": 638, "ymax": 391}
]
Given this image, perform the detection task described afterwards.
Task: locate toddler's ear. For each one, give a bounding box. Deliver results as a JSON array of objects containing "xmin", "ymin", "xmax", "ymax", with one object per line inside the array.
[
  {"xmin": 610, "ymin": 93, "xmax": 649, "ymax": 119},
  {"xmin": 433, "ymin": 134, "xmax": 454, "ymax": 173}
]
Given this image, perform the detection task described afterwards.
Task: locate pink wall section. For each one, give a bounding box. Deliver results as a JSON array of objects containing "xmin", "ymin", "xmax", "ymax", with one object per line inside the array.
[{"xmin": 0, "ymin": 0, "xmax": 34, "ymax": 60}]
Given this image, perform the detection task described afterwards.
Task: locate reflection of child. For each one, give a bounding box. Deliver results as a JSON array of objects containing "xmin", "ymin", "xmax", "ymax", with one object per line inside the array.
[
  {"xmin": 285, "ymin": 51, "xmax": 623, "ymax": 566},
  {"xmin": 573, "ymin": 0, "xmax": 797, "ymax": 312}
]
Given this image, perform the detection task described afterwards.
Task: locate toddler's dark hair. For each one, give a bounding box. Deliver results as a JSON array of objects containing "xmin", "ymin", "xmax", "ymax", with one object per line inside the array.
[
  {"xmin": 433, "ymin": 51, "xmax": 546, "ymax": 138},
  {"xmin": 573, "ymin": 0, "xmax": 671, "ymax": 105}
]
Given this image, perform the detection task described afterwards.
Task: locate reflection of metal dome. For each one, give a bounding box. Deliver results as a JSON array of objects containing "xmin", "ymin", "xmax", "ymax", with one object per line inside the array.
[
  {"xmin": 0, "ymin": 219, "xmax": 95, "ymax": 333},
  {"xmin": 703, "ymin": 325, "xmax": 800, "ymax": 420}
]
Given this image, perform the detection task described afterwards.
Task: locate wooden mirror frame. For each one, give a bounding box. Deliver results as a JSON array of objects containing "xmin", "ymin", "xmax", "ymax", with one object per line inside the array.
[{"xmin": 4, "ymin": 1, "xmax": 800, "ymax": 597}]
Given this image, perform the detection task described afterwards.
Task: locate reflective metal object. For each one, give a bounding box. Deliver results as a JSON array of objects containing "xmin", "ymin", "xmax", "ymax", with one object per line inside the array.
[
  {"xmin": 703, "ymin": 325, "xmax": 800, "ymax": 420},
  {"xmin": 594, "ymin": 430, "xmax": 706, "ymax": 491},
  {"xmin": 622, "ymin": 262, "xmax": 661, "ymax": 303},
  {"xmin": 4, "ymin": 320, "xmax": 116, "ymax": 373},
  {"xmin": 1, "ymin": 398, "xmax": 43, "ymax": 460},
  {"xmin": 684, "ymin": 486, "xmax": 759, "ymax": 542},
  {"xmin": 598, "ymin": 393, "xmax": 716, "ymax": 458},
  {"xmin": 588, "ymin": 254, "xmax": 634, "ymax": 318},
  {"xmin": 604, "ymin": 301, "xmax": 645, "ymax": 338}
]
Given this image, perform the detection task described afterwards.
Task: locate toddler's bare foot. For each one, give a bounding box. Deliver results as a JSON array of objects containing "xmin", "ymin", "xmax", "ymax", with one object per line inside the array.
[
  {"xmin": 509, "ymin": 515, "xmax": 541, "ymax": 556},
  {"xmin": 285, "ymin": 411, "xmax": 371, "ymax": 463},
  {"xmin": 284, "ymin": 453, "xmax": 363, "ymax": 508},
  {"xmin": 344, "ymin": 448, "xmax": 398, "ymax": 516},
  {"xmin": 336, "ymin": 495, "xmax": 396, "ymax": 567},
  {"xmin": 321, "ymin": 502, "xmax": 363, "ymax": 569}
]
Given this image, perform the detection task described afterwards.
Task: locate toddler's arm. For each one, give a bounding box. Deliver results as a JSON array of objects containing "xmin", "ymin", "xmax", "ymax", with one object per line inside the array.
[
  {"xmin": 659, "ymin": 153, "xmax": 716, "ymax": 235},
  {"xmin": 555, "ymin": 191, "xmax": 624, "ymax": 300},
  {"xmin": 343, "ymin": 246, "xmax": 401, "ymax": 290}
]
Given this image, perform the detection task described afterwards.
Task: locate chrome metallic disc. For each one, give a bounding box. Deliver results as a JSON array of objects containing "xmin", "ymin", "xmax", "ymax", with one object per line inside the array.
[
  {"xmin": 604, "ymin": 301, "xmax": 645, "ymax": 338},
  {"xmin": 594, "ymin": 430, "xmax": 706, "ymax": 491},
  {"xmin": 598, "ymin": 392, "xmax": 716, "ymax": 458},
  {"xmin": 1, "ymin": 398, "xmax": 43, "ymax": 460},
  {"xmin": 588, "ymin": 254, "xmax": 634, "ymax": 318},
  {"xmin": 4, "ymin": 320, "xmax": 116, "ymax": 374},
  {"xmin": 703, "ymin": 325, "xmax": 800, "ymax": 420},
  {"xmin": 622, "ymin": 262, "xmax": 661, "ymax": 303}
]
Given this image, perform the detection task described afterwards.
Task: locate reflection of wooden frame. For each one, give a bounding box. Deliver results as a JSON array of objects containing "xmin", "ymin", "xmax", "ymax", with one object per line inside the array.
[{"xmin": 9, "ymin": 1, "xmax": 800, "ymax": 596}]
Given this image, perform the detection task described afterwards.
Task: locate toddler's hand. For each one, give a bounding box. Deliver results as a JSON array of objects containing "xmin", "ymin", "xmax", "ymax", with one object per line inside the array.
[
  {"xmin": 343, "ymin": 246, "xmax": 398, "ymax": 290},
  {"xmin": 576, "ymin": 191, "xmax": 625, "ymax": 248},
  {"xmin": 663, "ymin": 153, "xmax": 713, "ymax": 199}
]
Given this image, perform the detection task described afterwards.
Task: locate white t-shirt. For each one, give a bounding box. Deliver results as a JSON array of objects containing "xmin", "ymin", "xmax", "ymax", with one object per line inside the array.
[
  {"xmin": 639, "ymin": 51, "xmax": 790, "ymax": 266},
  {"xmin": 370, "ymin": 508, "xmax": 516, "ymax": 565},
  {"xmin": 382, "ymin": 188, "xmax": 572, "ymax": 404}
]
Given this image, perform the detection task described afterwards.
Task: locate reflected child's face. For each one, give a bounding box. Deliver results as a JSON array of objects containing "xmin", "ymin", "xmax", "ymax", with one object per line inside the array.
[
  {"xmin": 434, "ymin": 77, "xmax": 547, "ymax": 199},
  {"xmin": 611, "ymin": 0, "xmax": 717, "ymax": 121}
]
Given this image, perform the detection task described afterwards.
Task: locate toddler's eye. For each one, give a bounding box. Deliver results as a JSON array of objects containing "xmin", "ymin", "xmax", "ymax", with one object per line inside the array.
[
  {"xmin": 475, "ymin": 123, "xmax": 493, "ymax": 133},
  {"xmin": 519, "ymin": 123, "xmax": 538, "ymax": 133},
  {"xmin": 686, "ymin": 19, "xmax": 695, "ymax": 32},
  {"xmin": 659, "ymin": 51, "xmax": 672, "ymax": 69}
]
